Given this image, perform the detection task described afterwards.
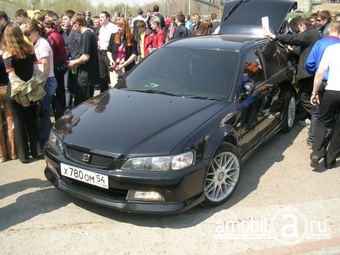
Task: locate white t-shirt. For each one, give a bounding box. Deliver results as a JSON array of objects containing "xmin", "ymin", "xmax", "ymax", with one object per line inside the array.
[
  {"xmin": 34, "ymin": 37, "xmax": 54, "ymax": 77},
  {"xmin": 98, "ymin": 22, "xmax": 117, "ymax": 50},
  {"xmin": 319, "ymin": 43, "xmax": 340, "ymax": 91}
]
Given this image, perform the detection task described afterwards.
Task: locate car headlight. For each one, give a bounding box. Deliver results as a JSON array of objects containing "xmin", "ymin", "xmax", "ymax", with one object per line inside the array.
[
  {"xmin": 49, "ymin": 130, "xmax": 63, "ymax": 153},
  {"xmin": 121, "ymin": 151, "xmax": 195, "ymax": 171}
]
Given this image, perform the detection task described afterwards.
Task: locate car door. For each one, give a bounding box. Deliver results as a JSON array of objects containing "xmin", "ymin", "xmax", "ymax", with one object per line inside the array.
[
  {"xmin": 259, "ymin": 41, "xmax": 295, "ymax": 129},
  {"xmin": 237, "ymin": 47, "xmax": 273, "ymax": 154}
]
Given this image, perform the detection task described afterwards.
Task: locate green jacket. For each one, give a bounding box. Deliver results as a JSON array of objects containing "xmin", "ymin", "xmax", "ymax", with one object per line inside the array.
[{"xmin": 11, "ymin": 69, "xmax": 47, "ymax": 105}]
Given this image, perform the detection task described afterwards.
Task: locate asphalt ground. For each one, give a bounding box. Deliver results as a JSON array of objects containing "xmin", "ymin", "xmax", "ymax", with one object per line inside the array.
[{"xmin": 0, "ymin": 124, "xmax": 339, "ymax": 254}]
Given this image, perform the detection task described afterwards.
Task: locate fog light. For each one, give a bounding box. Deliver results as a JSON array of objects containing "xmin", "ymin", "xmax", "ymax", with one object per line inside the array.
[{"xmin": 126, "ymin": 190, "xmax": 165, "ymax": 202}]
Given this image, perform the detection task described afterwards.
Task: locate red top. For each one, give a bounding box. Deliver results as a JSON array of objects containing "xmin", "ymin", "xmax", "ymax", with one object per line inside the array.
[
  {"xmin": 46, "ymin": 29, "xmax": 68, "ymax": 64},
  {"xmin": 151, "ymin": 28, "xmax": 165, "ymax": 49}
]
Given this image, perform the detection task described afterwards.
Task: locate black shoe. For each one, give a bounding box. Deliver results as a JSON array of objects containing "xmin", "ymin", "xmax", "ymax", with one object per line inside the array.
[
  {"xmin": 310, "ymin": 156, "xmax": 320, "ymax": 168},
  {"xmin": 324, "ymin": 158, "xmax": 335, "ymax": 169},
  {"xmin": 20, "ymin": 158, "xmax": 29, "ymax": 164},
  {"xmin": 32, "ymin": 155, "xmax": 43, "ymax": 159}
]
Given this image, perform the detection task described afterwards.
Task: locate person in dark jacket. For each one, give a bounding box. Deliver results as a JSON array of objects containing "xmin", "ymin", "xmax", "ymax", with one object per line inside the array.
[
  {"xmin": 265, "ymin": 16, "xmax": 321, "ymax": 122},
  {"xmin": 190, "ymin": 13, "xmax": 201, "ymax": 35},
  {"xmin": 317, "ymin": 10, "xmax": 332, "ymax": 38},
  {"xmin": 173, "ymin": 13, "xmax": 191, "ymax": 39}
]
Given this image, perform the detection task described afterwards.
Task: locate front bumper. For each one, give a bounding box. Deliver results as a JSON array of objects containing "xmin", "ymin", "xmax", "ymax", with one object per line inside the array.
[{"xmin": 44, "ymin": 147, "xmax": 207, "ymax": 214}]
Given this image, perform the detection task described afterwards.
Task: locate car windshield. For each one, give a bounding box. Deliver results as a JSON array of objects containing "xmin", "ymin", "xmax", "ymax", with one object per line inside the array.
[{"xmin": 117, "ymin": 48, "xmax": 239, "ymax": 100}]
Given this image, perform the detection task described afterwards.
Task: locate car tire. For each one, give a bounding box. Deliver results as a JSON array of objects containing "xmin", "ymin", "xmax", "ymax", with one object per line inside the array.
[
  {"xmin": 281, "ymin": 91, "xmax": 296, "ymax": 133},
  {"xmin": 202, "ymin": 143, "xmax": 242, "ymax": 207}
]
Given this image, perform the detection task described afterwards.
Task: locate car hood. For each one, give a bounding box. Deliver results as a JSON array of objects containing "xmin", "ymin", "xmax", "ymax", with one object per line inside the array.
[
  {"xmin": 219, "ymin": 0, "xmax": 297, "ymax": 36},
  {"xmin": 56, "ymin": 89, "xmax": 228, "ymax": 157}
]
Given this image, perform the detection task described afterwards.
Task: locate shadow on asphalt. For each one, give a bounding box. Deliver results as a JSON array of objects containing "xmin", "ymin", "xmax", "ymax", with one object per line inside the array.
[
  {"xmin": 71, "ymin": 124, "xmax": 305, "ymax": 227},
  {"xmin": 0, "ymin": 180, "xmax": 73, "ymax": 231},
  {"xmin": 0, "ymin": 125, "xmax": 304, "ymax": 230}
]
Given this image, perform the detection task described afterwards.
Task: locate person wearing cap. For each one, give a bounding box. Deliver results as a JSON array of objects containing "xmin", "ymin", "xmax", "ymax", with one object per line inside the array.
[
  {"xmin": 86, "ymin": 11, "xmax": 94, "ymax": 27},
  {"xmin": 150, "ymin": 17, "xmax": 165, "ymax": 50}
]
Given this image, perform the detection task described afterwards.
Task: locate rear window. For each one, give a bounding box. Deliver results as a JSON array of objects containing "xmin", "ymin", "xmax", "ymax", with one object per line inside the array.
[{"xmin": 118, "ymin": 48, "xmax": 239, "ymax": 100}]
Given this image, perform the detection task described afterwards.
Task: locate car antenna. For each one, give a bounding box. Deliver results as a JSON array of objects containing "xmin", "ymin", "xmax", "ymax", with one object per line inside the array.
[{"xmin": 223, "ymin": 0, "xmax": 250, "ymax": 21}]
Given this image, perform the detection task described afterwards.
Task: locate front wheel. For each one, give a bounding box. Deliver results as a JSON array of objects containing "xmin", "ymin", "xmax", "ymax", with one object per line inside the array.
[
  {"xmin": 202, "ymin": 143, "xmax": 242, "ymax": 207},
  {"xmin": 281, "ymin": 91, "xmax": 296, "ymax": 133}
]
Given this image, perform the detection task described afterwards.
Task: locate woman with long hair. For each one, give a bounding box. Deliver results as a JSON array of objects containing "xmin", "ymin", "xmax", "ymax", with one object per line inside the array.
[
  {"xmin": 23, "ymin": 20, "xmax": 57, "ymax": 148},
  {"xmin": 195, "ymin": 20, "xmax": 213, "ymax": 36},
  {"xmin": 0, "ymin": 27, "xmax": 17, "ymax": 163},
  {"xmin": 107, "ymin": 17, "xmax": 138, "ymax": 86},
  {"xmin": 3, "ymin": 24, "xmax": 45, "ymax": 163}
]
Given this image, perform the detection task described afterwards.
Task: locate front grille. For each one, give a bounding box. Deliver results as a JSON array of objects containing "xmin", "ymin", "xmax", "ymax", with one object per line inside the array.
[{"xmin": 66, "ymin": 147, "xmax": 115, "ymax": 167}]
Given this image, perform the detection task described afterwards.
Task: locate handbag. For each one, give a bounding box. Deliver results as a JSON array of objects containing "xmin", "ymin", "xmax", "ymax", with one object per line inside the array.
[
  {"xmin": 54, "ymin": 60, "xmax": 68, "ymax": 76},
  {"xmin": 48, "ymin": 36, "xmax": 68, "ymax": 76}
]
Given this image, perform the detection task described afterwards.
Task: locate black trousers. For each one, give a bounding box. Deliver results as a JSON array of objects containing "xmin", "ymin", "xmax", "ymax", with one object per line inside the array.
[
  {"xmin": 298, "ymin": 76, "xmax": 315, "ymax": 117},
  {"xmin": 75, "ymin": 85, "xmax": 94, "ymax": 107},
  {"xmin": 52, "ymin": 71, "xmax": 66, "ymax": 120},
  {"xmin": 64, "ymin": 69, "xmax": 78, "ymax": 111},
  {"xmin": 7, "ymin": 87, "xmax": 39, "ymax": 161},
  {"xmin": 98, "ymin": 50, "xmax": 110, "ymax": 92},
  {"xmin": 312, "ymin": 90, "xmax": 340, "ymax": 165}
]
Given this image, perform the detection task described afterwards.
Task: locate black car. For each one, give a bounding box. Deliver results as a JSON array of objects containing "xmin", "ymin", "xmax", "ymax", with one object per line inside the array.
[{"xmin": 44, "ymin": 0, "xmax": 298, "ymax": 213}]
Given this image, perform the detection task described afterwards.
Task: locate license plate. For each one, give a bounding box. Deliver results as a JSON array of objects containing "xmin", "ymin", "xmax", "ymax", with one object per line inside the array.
[{"xmin": 61, "ymin": 163, "xmax": 109, "ymax": 189}]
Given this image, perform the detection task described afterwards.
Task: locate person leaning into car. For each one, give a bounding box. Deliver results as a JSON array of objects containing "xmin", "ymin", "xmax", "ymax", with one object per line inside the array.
[{"xmin": 265, "ymin": 16, "xmax": 321, "ymax": 126}]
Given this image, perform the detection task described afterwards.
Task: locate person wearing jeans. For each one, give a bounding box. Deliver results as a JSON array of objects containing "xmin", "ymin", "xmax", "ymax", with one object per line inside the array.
[
  {"xmin": 39, "ymin": 77, "xmax": 57, "ymax": 146},
  {"xmin": 24, "ymin": 20, "xmax": 57, "ymax": 148}
]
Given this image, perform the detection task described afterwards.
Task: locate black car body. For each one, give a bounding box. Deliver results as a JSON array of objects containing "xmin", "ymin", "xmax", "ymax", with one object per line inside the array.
[{"xmin": 44, "ymin": 0, "xmax": 298, "ymax": 213}]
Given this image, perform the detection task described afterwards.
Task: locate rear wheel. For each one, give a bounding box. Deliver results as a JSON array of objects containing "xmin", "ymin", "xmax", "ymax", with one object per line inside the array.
[
  {"xmin": 202, "ymin": 143, "xmax": 241, "ymax": 207},
  {"xmin": 281, "ymin": 91, "xmax": 296, "ymax": 133}
]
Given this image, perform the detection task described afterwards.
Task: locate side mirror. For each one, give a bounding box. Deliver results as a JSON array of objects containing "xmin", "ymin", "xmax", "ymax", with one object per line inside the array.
[{"xmin": 241, "ymin": 82, "xmax": 254, "ymax": 98}]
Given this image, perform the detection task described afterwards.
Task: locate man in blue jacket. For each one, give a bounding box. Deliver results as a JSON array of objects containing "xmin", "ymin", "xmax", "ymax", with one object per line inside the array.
[{"xmin": 305, "ymin": 21, "xmax": 340, "ymax": 150}]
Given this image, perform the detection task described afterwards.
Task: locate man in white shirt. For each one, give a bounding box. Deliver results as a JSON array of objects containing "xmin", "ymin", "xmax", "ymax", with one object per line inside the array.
[
  {"xmin": 98, "ymin": 11, "xmax": 117, "ymax": 92},
  {"xmin": 310, "ymin": 34, "xmax": 340, "ymax": 169}
]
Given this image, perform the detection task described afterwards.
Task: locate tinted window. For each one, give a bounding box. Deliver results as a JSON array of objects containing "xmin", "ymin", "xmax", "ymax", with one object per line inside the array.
[
  {"xmin": 260, "ymin": 43, "xmax": 282, "ymax": 76},
  {"xmin": 243, "ymin": 48, "xmax": 265, "ymax": 85},
  {"xmin": 119, "ymin": 48, "xmax": 239, "ymax": 100}
]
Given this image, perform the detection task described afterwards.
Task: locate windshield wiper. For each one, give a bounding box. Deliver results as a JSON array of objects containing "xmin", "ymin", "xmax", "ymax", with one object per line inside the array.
[
  {"xmin": 126, "ymin": 89, "xmax": 180, "ymax": 97},
  {"xmin": 223, "ymin": 0, "xmax": 250, "ymax": 21},
  {"xmin": 185, "ymin": 95, "xmax": 222, "ymax": 101}
]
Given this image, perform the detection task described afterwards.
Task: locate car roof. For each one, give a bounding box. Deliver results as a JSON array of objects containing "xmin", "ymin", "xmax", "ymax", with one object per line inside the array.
[
  {"xmin": 164, "ymin": 34, "xmax": 268, "ymax": 51},
  {"xmin": 219, "ymin": 0, "xmax": 297, "ymax": 36}
]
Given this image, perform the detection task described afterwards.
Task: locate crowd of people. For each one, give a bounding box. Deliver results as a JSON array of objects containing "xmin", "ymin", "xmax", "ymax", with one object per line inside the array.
[
  {"xmin": 0, "ymin": 6, "xmax": 340, "ymax": 169},
  {"xmin": 0, "ymin": 6, "xmax": 220, "ymax": 164},
  {"xmin": 265, "ymin": 10, "xmax": 340, "ymax": 169}
]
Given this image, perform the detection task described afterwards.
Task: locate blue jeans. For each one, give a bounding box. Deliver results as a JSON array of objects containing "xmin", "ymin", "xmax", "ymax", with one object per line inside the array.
[{"xmin": 39, "ymin": 77, "xmax": 57, "ymax": 147}]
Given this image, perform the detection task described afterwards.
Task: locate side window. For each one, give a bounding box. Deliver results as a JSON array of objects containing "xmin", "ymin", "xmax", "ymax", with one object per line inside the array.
[
  {"xmin": 243, "ymin": 48, "xmax": 265, "ymax": 85},
  {"xmin": 260, "ymin": 42, "xmax": 282, "ymax": 77}
]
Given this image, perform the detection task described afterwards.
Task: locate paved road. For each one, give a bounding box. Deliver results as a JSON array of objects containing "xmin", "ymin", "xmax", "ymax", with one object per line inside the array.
[{"xmin": 1, "ymin": 125, "xmax": 339, "ymax": 254}]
